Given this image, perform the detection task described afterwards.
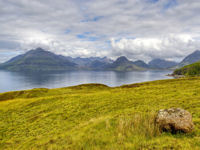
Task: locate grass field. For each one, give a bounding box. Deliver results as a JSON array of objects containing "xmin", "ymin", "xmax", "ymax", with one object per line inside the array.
[{"xmin": 0, "ymin": 77, "xmax": 200, "ymax": 150}]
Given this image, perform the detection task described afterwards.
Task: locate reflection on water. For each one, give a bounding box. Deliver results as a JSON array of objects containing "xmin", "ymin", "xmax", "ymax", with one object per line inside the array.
[{"xmin": 0, "ymin": 70, "xmax": 173, "ymax": 93}]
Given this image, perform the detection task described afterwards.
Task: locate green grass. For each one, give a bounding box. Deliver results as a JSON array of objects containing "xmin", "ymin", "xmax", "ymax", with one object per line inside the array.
[{"xmin": 0, "ymin": 78, "xmax": 200, "ymax": 150}]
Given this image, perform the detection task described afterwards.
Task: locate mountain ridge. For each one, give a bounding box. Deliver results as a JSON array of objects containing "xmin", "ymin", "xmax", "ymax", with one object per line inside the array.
[
  {"xmin": 0, "ymin": 48, "xmax": 77, "ymax": 72},
  {"xmin": 178, "ymin": 50, "xmax": 200, "ymax": 67},
  {"xmin": 1, "ymin": 48, "xmax": 200, "ymax": 72},
  {"xmin": 105, "ymin": 56, "xmax": 146, "ymax": 71},
  {"xmin": 0, "ymin": 50, "xmax": 148, "ymax": 72},
  {"xmin": 148, "ymin": 58, "xmax": 178, "ymax": 69},
  {"xmin": 132, "ymin": 60, "xmax": 149, "ymax": 68}
]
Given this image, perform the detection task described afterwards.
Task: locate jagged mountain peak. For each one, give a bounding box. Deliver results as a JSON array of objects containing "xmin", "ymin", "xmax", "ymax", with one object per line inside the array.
[
  {"xmin": 115, "ymin": 56, "xmax": 129, "ymax": 63},
  {"xmin": 26, "ymin": 47, "xmax": 51, "ymax": 54},
  {"xmin": 0, "ymin": 48, "xmax": 77, "ymax": 72},
  {"xmin": 133, "ymin": 60, "xmax": 149, "ymax": 68}
]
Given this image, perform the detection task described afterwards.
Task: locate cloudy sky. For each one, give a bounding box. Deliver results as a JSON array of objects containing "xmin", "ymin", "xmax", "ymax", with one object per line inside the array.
[{"xmin": 0, "ymin": 0, "xmax": 200, "ymax": 63}]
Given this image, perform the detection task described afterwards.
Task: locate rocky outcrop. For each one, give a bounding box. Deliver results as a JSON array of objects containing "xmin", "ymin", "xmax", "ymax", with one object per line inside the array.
[{"xmin": 155, "ymin": 108, "xmax": 194, "ymax": 133}]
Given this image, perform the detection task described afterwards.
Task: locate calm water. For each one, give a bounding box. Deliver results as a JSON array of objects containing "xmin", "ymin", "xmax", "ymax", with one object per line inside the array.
[{"xmin": 0, "ymin": 70, "xmax": 173, "ymax": 93}]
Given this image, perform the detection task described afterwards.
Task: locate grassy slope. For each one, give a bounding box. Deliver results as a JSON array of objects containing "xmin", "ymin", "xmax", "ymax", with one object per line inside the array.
[
  {"xmin": 173, "ymin": 62, "xmax": 200, "ymax": 76},
  {"xmin": 0, "ymin": 79, "xmax": 200, "ymax": 150}
]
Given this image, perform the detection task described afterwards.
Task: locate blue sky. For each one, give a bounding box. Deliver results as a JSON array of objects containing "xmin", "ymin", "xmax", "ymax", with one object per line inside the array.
[{"xmin": 0, "ymin": 0, "xmax": 200, "ymax": 62}]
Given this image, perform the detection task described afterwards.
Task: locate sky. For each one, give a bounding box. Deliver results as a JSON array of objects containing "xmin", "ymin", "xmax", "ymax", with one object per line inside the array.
[{"xmin": 0, "ymin": 0, "xmax": 200, "ymax": 63}]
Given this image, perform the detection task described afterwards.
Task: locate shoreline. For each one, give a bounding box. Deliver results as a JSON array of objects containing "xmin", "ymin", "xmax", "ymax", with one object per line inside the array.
[{"xmin": 166, "ymin": 74, "xmax": 185, "ymax": 78}]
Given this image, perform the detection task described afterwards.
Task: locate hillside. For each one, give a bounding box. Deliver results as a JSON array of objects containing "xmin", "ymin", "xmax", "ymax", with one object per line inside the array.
[
  {"xmin": 0, "ymin": 48, "xmax": 77, "ymax": 72},
  {"xmin": 132, "ymin": 60, "xmax": 149, "ymax": 68},
  {"xmin": 0, "ymin": 50, "xmax": 146, "ymax": 72},
  {"xmin": 88, "ymin": 60, "xmax": 108, "ymax": 70},
  {"xmin": 66, "ymin": 56, "xmax": 113, "ymax": 67},
  {"xmin": 173, "ymin": 61, "xmax": 200, "ymax": 76},
  {"xmin": 148, "ymin": 59, "xmax": 178, "ymax": 69},
  {"xmin": 106, "ymin": 56, "xmax": 146, "ymax": 71},
  {"xmin": 2, "ymin": 48, "xmax": 200, "ymax": 72},
  {"xmin": 0, "ymin": 78, "xmax": 199, "ymax": 150},
  {"xmin": 178, "ymin": 50, "xmax": 200, "ymax": 67}
]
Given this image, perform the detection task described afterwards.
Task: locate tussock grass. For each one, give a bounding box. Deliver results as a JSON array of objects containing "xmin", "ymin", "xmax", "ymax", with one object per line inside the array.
[{"xmin": 0, "ymin": 78, "xmax": 200, "ymax": 149}]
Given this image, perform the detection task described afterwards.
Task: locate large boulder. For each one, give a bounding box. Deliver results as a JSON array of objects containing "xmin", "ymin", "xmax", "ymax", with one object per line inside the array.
[{"xmin": 155, "ymin": 108, "xmax": 194, "ymax": 133}]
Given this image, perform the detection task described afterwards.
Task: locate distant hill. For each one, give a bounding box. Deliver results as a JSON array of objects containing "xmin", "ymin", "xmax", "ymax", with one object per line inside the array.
[
  {"xmin": 148, "ymin": 59, "xmax": 178, "ymax": 69},
  {"xmin": 5, "ymin": 48, "xmax": 200, "ymax": 72},
  {"xmin": 66, "ymin": 56, "xmax": 113, "ymax": 67},
  {"xmin": 178, "ymin": 50, "xmax": 200, "ymax": 67},
  {"xmin": 106, "ymin": 56, "xmax": 146, "ymax": 71},
  {"xmin": 0, "ymin": 48, "xmax": 77, "ymax": 72},
  {"xmin": 0, "ymin": 50, "xmax": 145, "ymax": 72},
  {"xmin": 132, "ymin": 60, "xmax": 149, "ymax": 68},
  {"xmin": 88, "ymin": 60, "xmax": 109, "ymax": 70},
  {"xmin": 173, "ymin": 61, "xmax": 200, "ymax": 76}
]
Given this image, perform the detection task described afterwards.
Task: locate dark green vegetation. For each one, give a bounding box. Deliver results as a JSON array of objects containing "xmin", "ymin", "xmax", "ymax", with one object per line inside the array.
[
  {"xmin": 173, "ymin": 61, "xmax": 200, "ymax": 76},
  {"xmin": 0, "ymin": 48, "xmax": 77, "ymax": 72},
  {"xmin": 0, "ymin": 78, "xmax": 200, "ymax": 149}
]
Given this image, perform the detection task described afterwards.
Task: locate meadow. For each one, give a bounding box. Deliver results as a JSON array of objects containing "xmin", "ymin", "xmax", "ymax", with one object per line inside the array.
[{"xmin": 0, "ymin": 77, "xmax": 200, "ymax": 150}]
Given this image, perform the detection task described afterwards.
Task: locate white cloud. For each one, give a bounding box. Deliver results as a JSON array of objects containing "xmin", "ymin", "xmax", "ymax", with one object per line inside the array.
[
  {"xmin": 111, "ymin": 34, "xmax": 200, "ymax": 62},
  {"xmin": 0, "ymin": 0, "xmax": 200, "ymax": 62}
]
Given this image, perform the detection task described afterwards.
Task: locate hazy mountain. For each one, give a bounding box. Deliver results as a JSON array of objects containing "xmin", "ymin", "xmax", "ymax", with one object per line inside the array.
[
  {"xmin": 148, "ymin": 59, "xmax": 178, "ymax": 69},
  {"xmin": 88, "ymin": 60, "xmax": 109, "ymax": 70},
  {"xmin": 132, "ymin": 60, "xmax": 149, "ymax": 68},
  {"xmin": 106, "ymin": 56, "xmax": 146, "ymax": 71},
  {"xmin": 66, "ymin": 56, "xmax": 113, "ymax": 67},
  {"xmin": 1, "ymin": 47, "xmax": 187, "ymax": 72},
  {"xmin": 178, "ymin": 50, "xmax": 200, "ymax": 67},
  {"xmin": 0, "ymin": 48, "xmax": 77, "ymax": 72}
]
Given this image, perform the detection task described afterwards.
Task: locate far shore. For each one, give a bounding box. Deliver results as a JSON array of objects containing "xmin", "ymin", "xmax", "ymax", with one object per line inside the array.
[{"xmin": 167, "ymin": 74, "xmax": 185, "ymax": 78}]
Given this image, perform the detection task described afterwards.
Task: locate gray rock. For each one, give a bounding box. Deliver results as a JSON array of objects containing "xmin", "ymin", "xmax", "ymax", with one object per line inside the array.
[{"xmin": 155, "ymin": 108, "xmax": 194, "ymax": 133}]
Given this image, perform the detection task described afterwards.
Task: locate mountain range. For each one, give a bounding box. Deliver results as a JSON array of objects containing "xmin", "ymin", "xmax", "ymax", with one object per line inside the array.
[
  {"xmin": 0, "ymin": 48, "xmax": 200, "ymax": 72},
  {"xmin": 148, "ymin": 59, "xmax": 178, "ymax": 69},
  {"xmin": 0, "ymin": 48, "xmax": 77, "ymax": 72},
  {"xmin": 106, "ymin": 56, "xmax": 146, "ymax": 71}
]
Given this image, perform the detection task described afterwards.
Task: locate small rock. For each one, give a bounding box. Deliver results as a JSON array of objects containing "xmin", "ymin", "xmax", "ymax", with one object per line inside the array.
[{"xmin": 155, "ymin": 108, "xmax": 194, "ymax": 133}]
